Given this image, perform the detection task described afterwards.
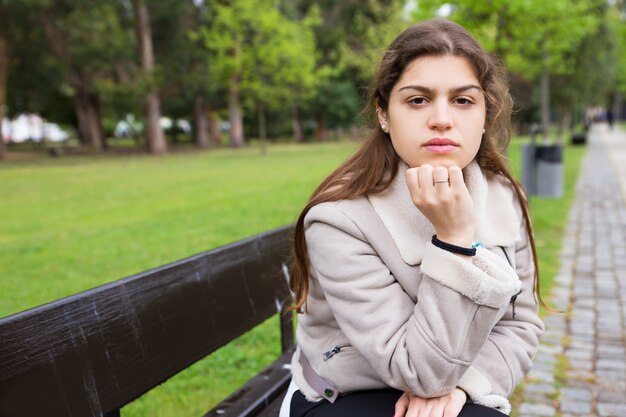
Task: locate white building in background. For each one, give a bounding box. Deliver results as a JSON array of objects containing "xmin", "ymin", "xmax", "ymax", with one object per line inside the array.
[{"xmin": 1, "ymin": 113, "xmax": 69, "ymax": 143}]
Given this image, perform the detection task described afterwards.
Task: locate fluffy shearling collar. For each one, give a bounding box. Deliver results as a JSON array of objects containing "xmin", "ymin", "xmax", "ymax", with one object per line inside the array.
[{"xmin": 368, "ymin": 161, "xmax": 520, "ymax": 265}]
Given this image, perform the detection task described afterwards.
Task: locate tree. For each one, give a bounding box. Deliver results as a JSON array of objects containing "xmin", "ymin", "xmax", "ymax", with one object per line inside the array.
[
  {"xmin": 38, "ymin": 0, "xmax": 135, "ymax": 151},
  {"xmin": 243, "ymin": 5, "xmax": 319, "ymax": 145},
  {"xmin": 150, "ymin": 0, "xmax": 221, "ymax": 149},
  {"xmin": 199, "ymin": 0, "xmax": 319, "ymax": 147},
  {"xmin": 287, "ymin": 0, "xmax": 406, "ymax": 141},
  {"xmin": 608, "ymin": 1, "xmax": 626, "ymax": 118},
  {"xmin": 133, "ymin": 0, "xmax": 166, "ymax": 153},
  {"xmin": 0, "ymin": 0, "xmax": 47, "ymax": 157}
]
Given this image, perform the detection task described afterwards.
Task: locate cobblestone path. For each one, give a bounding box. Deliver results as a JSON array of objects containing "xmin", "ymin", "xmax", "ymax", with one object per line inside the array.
[{"xmin": 517, "ymin": 126, "xmax": 626, "ymax": 417}]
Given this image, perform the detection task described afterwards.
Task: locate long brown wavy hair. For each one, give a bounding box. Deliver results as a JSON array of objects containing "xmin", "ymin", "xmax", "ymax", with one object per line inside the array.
[{"xmin": 290, "ymin": 19, "xmax": 540, "ymax": 312}]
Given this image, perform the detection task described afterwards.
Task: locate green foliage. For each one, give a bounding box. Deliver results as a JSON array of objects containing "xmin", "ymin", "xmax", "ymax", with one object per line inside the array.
[
  {"xmin": 1, "ymin": 0, "xmax": 72, "ymax": 121},
  {"xmin": 64, "ymin": 2, "xmax": 132, "ymax": 74},
  {"xmin": 151, "ymin": 0, "xmax": 217, "ymax": 118},
  {"xmin": 412, "ymin": 0, "xmax": 601, "ymax": 78},
  {"xmin": 285, "ymin": 0, "xmax": 407, "ymax": 131},
  {"xmin": 609, "ymin": 4, "xmax": 626, "ymax": 95},
  {"xmin": 553, "ymin": 6, "xmax": 619, "ymax": 109},
  {"xmin": 196, "ymin": 0, "xmax": 319, "ymax": 113}
]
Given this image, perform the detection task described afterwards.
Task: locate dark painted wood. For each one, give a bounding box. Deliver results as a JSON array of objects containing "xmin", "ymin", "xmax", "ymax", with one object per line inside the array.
[
  {"xmin": 0, "ymin": 226, "xmax": 294, "ymax": 417},
  {"xmin": 203, "ymin": 350, "xmax": 293, "ymax": 417}
]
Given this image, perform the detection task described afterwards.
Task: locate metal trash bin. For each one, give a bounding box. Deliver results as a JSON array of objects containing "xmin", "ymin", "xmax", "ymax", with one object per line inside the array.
[
  {"xmin": 535, "ymin": 144, "xmax": 563, "ymax": 198},
  {"xmin": 521, "ymin": 126, "xmax": 564, "ymax": 198},
  {"xmin": 571, "ymin": 132, "xmax": 586, "ymax": 145}
]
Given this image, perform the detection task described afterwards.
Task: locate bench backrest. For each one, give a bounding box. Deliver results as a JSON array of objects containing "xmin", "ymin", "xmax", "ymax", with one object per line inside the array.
[{"xmin": 0, "ymin": 226, "xmax": 294, "ymax": 417}]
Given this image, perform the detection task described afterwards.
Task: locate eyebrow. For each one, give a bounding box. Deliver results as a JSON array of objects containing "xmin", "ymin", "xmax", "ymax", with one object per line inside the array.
[{"xmin": 397, "ymin": 84, "xmax": 483, "ymax": 94}]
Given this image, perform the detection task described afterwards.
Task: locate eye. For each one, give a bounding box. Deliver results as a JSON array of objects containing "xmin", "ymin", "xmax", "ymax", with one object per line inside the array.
[
  {"xmin": 408, "ymin": 96, "xmax": 427, "ymax": 105},
  {"xmin": 454, "ymin": 97, "xmax": 474, "ymax": 105}
]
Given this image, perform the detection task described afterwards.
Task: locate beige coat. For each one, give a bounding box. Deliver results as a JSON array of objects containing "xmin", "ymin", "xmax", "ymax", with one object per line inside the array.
[{"xmin": 290, "ymin": 161, "xmax": 544, "ymax": 414}]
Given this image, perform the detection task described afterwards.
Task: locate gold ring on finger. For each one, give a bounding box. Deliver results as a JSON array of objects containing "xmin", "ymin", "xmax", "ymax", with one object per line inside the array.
[{"xmin": 433, "ymin": 179, "xmax": 449, "ymax": 184}]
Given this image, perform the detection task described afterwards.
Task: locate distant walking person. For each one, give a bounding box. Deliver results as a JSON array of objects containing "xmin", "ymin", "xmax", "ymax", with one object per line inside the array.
[{"xmin": 280, "ymin": 18, "xmax": 544, "ymax": 417}]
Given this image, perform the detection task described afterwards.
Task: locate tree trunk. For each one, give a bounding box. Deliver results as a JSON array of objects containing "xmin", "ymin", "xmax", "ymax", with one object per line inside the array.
[
  {"xmin": 0, "ymin": 35, "xmax": 8, "ymax": 158},
  {"xmin": 314, "ymin": 115, "xmax": 327, "ymax": 143},
  {"xmin": 144, "ymin": 92, "xmax": 166, "ymax": 153},
  {"xmin": 559, "ymin": 105, "xmax": 572, "ymax": 145},
  {"xmin": 74, "ymin": 90, "xmax": 104, "ymax": 151},
  {"xmin": 207, "ymin": 108, "xmax": 221, "ymax": 146},
  {"xmin": 228, "ymin": 79, "xmax": 244, "ymax": 147},
  {"xmin": 292, "ymin": 106, "xmax": 304, "ymax": 143},
  {"xmin": 134, "ymin": 0, "xmax": 166, "ymax": 154},
  {"xmin": 540, "ymin": 50, "xmax": 551, "ymax": 143},
  {"xmin": 194, "ymin": 96, "xmax": 210, "ymax": 149}
]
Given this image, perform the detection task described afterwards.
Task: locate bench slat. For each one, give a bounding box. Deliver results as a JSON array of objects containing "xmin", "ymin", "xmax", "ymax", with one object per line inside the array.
[
  {"xmin": 0, "ymin": 226, "xmax": 293, "ymax": 417},
  {"xmin": 203, "ymin": 349, "xmax": 293, "ymax": 417}
]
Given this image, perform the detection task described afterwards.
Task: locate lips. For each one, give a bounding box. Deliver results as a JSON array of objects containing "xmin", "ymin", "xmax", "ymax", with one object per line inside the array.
[{"xmin": 423, "ymin": 138, "xmax": 459, "ymax": 154}]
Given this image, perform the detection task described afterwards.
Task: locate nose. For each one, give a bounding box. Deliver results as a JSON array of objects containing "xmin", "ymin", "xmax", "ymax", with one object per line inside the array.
[{"xmin": 427, "ymin": 100, "xmax": 453, "ymax": 131}]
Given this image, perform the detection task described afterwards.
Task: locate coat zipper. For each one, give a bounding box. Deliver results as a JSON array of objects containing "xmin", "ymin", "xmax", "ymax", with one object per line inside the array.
[
  {"xmin": 500, "ymin": 246, "xmax": 521, "ymax": 319},
  {"xmin": 323, "ymin": 343, "xmax": 352, "ymax": 361}
]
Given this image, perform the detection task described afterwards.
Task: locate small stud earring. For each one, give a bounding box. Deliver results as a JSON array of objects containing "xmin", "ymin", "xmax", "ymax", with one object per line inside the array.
[
  {"xmin": 381, "ymin": 124, "xmax": 389, "ymax": 133},
  {"xmin": 482, "ymin": 128, "xmax": 486, "ymax": 134}
]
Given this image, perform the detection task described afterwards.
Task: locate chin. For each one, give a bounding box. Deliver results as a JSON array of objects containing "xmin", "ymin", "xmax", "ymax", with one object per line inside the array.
[{"xmin": 413, "ymin": 159, "xmax": 462, "ymax": 169}]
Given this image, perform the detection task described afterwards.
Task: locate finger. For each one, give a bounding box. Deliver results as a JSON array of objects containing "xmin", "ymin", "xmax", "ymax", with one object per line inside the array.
[
  {"xmin": 447, "ymin": 166, "xmax": 464, "ymax": 189},
  {"xmin": 394, "ymin": 392, "xmax": 410, "ymax": 417},
  {"xmin": 433, "ymin": 166, "xmax": 452, "ymax": 199},
  {"xmin": 405, "ymin": 168, "xmax": 420, "ymax": 193},
  {"xmin": 406, "ymin": 395, "xmax": 424, "ymax": 417},
  {"xmin": 433, "ymin": 166, "xmax": 449, "ymax": 185},
  {"xmin": 417, "ymin": 164, "xmax": 434, "ymax": 190}
]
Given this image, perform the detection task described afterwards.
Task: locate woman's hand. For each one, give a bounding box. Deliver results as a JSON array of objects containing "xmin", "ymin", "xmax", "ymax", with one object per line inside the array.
[
  {"xmin": 394, "ymin": 388, "xmax": 467, "ymax": 417},
  {"xmin": 405, "ymin": 164, "xmax": 476, "ymax": 248}
]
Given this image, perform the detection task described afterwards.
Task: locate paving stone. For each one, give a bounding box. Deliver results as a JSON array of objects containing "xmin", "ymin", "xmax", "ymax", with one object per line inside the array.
[
  {"xmin": 523, "ymin": 383, "xmax": 556, "ymax": 395},
  {"xmin": 566, "ymin": 369, "xmax": 595, "ymax": 381},
  {"xmin": 526, "ymin": 369, "xmax": 555, "ymax": 384},
  {"xmin": 534, "ymin": 352, "xmax": 557, "ymax": 367},
  {"xmin": 597, "ymin": 402, "xmax": 626, "ymax": 417},
  {"xmin": 565, "ymin": 349, "xmax": 593, "ymax": 361},
  {"xmin": 560, "ymin": 387, "xmax": 592, "ymax": 402},
  {"xmin": 569, "ymin": 360, "xmax": 593, "ymax": 371},
  {"xmin": 597, "ymin": 358, "xmax": 626, "ymax": 370},
  {"xmin": 519, "ymin": 402, "xmax": 556, "ymax": 416},
  {"xmin": 540, "ymin": 334, "xmax": 563, "ymax": 347},
  {"xmin": 560, "ymin": 400, "xmax": 592, "ymax": 415},
  {"xmin": 597, "ymin": 389, "xmax": 626, "ymax": 403},
  {"xmin": 596, "ymin": 367, "xmax": 626, "ymax": 382},
  {"xmin": 573, "ymin": 298, "xmax": 595, "ymax": 309}
]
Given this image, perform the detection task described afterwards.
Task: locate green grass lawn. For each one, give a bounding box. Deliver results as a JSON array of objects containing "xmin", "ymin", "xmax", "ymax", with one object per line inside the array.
[{"xmin": 0, "ymin": 138, "xmax": 585, "ymax": 416}]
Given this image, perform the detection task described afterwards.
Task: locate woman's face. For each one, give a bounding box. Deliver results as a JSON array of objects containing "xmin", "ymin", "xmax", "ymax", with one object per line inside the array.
[{"xmin": 378, "ymin": 55, "xmax": 486, "ymax": 169}]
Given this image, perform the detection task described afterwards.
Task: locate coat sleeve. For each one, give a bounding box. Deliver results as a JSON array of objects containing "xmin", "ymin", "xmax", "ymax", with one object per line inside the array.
[
  {"xmin": 456, "ymin": 215, "xmax": 544, "ymax": 413},
  {"xmin": 304, "ymin": 202, "xmax": 529, "ymax": 405}
]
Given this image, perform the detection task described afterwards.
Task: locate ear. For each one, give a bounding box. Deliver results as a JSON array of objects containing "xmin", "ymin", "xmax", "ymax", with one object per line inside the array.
[{"xmin": 376, "ymin": 106, "xmax": 388, "ymax": 126}]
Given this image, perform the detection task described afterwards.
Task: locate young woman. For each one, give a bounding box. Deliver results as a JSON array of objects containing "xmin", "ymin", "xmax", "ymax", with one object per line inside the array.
[{"xmin": 280, "ymin": 19, "xmax": 544, "ymax": 417}]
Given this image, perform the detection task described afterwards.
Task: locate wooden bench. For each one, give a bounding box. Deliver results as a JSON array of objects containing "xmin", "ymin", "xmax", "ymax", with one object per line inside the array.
[{"xmin": 0, "ymin": 225, "xmax": 295, "ymax": 417}]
